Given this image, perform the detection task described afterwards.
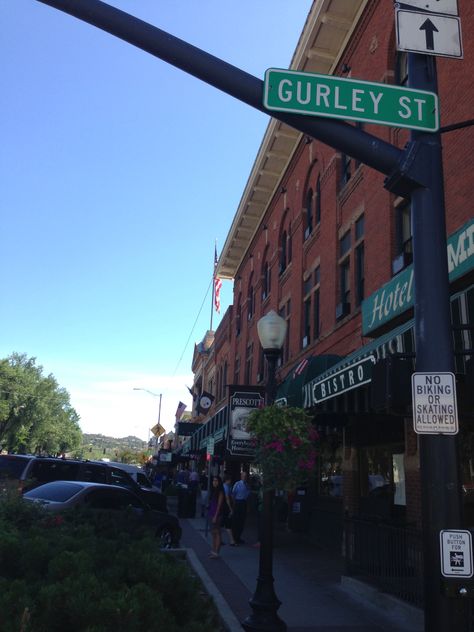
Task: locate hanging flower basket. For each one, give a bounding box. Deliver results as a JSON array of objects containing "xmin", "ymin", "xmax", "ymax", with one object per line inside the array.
[{"xmin": 246, "ymin": 405, "xmax": 319, "ymax": 491}]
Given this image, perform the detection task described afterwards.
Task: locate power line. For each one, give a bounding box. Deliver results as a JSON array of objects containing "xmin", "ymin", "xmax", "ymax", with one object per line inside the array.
[{"xmin": 173, "ymin": 277, "xmax": 213, "ymax": 376}]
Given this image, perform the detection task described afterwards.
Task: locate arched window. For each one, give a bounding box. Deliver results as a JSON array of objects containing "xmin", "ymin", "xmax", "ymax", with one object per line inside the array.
[
  {"xmin": 304, "ymin": 188, "xmax": 313, "ymax": 240},
  {"xmin": 315, "ymin": 174, "xmax": 321, "ymax": 224},
  {"xmin": 280, "ymin": 230, "xmax": 288, "ymax": 274}
]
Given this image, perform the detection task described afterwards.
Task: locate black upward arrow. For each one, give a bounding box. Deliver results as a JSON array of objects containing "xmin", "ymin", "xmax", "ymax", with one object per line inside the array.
[{"xmin": 420, "ymin": 18, "xmax": 439, "ymax": 51}]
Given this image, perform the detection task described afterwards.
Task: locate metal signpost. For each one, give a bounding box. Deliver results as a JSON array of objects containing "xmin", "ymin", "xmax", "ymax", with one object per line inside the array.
[{"xmin": 263, "ymin": 69, "xmax": 439, "ymax": 131}]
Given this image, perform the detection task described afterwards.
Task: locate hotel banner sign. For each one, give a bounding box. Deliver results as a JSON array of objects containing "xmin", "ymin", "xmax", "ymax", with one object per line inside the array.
[
  {"xmin": 362, "ymin": 219, "xmax": 474, "ymax": 336},
  {"xmin": 303, "ymin": 356, "xmax": 376, "ymax": 407}
]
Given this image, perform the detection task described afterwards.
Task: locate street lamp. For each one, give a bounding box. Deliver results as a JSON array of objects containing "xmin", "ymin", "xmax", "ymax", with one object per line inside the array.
[
  {"xmin": 243, "ymin": 310, "xmax": 287, "ymax": 632},
  {"xmin": 133, "ymin": 388, "xmax": 162, "ymax": 448}
]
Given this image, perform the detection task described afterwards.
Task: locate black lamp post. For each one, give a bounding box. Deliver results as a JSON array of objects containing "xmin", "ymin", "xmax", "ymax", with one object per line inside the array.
[{"xmin": 243, "ymin": 310, "xmax": 287, "ymax": 632}]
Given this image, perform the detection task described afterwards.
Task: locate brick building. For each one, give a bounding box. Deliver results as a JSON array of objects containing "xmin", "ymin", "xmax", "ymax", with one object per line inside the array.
[{"xmin": 179, "ymin": 0, "xmax": 474, "ymax": 606}]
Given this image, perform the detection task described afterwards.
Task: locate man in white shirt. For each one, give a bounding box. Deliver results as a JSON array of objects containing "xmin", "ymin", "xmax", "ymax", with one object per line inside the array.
[{"xmin": 231, "ymin": 471, "xmax": 250, "ymax": 544}]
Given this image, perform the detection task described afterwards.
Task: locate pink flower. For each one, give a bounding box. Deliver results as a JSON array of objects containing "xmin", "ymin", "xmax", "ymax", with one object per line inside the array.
[{"xmin": 290, "ymin": 435, "xmax": 302, "ymax": 448}]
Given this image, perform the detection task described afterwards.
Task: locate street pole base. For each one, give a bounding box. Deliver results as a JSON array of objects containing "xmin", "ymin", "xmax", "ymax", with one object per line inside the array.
[{"xmin": 242, "ymin": 604, "xmax": 287, "ymax": 632}]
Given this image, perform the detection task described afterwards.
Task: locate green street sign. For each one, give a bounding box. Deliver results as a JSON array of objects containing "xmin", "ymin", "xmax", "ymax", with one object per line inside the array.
[{"xmin": 263, "ymin": 68, "xmax": 439, "ymax": 132}]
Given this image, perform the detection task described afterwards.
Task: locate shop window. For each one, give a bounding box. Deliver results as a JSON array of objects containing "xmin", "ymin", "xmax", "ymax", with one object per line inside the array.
[
  {"xmin": 359, "ymin": 441, "xmax": 406, "ymax": 519},
  {"xmin": 317, "ymin": 430, "xmax": 343, "ymax": 497}
]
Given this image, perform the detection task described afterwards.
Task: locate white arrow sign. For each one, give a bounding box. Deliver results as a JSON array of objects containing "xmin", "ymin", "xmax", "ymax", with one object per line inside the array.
[
  {"xmin": 397, "ymin": 0, "xmax": 459, "ymax": 16},
  {"xmin": 396, "ymin": 9, "xmax": 463, "ymax": 58}
]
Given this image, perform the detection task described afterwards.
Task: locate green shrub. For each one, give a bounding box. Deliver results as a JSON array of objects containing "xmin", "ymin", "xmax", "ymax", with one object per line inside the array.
[{"xmin": 0, "ymin": 496, "xmax": 222, "ymax": 632}]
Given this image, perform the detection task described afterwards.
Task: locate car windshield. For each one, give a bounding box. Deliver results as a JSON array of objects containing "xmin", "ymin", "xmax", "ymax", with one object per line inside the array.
[
  {"xmin": 0, "ymin": 456, "xmax": 31, "ymax": 478},
  {"xmin": 24, "ymin": 482, "xmax": 84, "ymax": 502}
]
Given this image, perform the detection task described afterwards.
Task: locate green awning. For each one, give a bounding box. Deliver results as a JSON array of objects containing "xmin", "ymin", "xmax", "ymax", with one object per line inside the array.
[{"xmin": 276, "ymin": 355, "xmax": 341, "ymax": 407}]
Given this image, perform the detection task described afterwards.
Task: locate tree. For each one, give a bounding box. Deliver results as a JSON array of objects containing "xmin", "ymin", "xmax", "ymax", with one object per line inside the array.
[{"xmin": 0, "ymin": 353, "xmax": 82, "ymax": 454}]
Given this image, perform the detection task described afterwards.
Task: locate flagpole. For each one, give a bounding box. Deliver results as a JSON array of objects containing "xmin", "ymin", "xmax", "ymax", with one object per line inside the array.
[{"xmin": 210, "ymin": 241, "xmax": 217, "ymax": 331}]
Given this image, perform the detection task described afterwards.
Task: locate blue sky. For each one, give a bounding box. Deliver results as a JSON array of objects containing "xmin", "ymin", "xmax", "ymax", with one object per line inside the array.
[{"xmin": 0, "ymin": 0, "xmax": 313, "ymax": 440}]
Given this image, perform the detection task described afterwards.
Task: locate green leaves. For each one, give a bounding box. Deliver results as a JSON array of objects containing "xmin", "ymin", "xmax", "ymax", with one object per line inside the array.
[
  {"xmin": 246, "ymin": 405, "xmax": 319, "ymax": 491},
  {"xmin": 0, "ymin": 353, "xmax": 81, "ymax": 454}
]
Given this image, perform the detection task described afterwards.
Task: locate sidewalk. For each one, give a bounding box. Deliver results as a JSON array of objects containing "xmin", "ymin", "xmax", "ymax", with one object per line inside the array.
[{"xmin": 176, "ymin": 503, "xmax": 424, "ymax": 632}]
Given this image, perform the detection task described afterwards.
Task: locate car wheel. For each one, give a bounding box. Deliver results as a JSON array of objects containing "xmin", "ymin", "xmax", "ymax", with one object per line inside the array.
[{"xmin": 157, "ymin": 525, "xmax": 174, "ymax": 549}]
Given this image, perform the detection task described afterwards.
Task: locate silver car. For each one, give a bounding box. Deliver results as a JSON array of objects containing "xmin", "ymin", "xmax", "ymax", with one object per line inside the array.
[{"xmin": 23, "ymin": 480, "xmax": 181, "ymax": 548}]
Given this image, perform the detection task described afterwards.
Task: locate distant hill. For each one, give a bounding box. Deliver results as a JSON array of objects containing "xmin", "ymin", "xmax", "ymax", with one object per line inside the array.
[{"xmin": 82, "ymin": 433, "xmax": 147, "ymax": 452}]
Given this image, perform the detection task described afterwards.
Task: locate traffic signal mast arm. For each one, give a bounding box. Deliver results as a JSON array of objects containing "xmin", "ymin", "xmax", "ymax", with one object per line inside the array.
[{"xmin": 36, "ymin": 0, "xmax": 419, "ymax": 195}]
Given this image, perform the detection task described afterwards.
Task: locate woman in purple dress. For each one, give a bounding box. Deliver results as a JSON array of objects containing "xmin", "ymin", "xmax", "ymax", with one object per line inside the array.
[{"xmin": 208, "ymin": 475, "xmax": 225, "ymax": 558}]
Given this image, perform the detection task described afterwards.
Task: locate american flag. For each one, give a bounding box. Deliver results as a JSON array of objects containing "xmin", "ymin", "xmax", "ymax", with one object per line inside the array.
[
  {"xmin": 214, "ymin": 246, "xmax": 222, "ymax": 313},
  {"xmin": 175, "ymin": 401, "xmax": 187, "ymax": 421},
  {"xmin": 293, "ymin": 357, "xmax": 309, "ymax": 379}
]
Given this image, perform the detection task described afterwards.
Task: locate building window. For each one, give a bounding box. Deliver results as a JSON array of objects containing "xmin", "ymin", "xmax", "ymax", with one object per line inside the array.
[
  {"xmin": 234, "ymin": 356, "xmax": 240, "ymax": 385},
  {"xmin": 262, "ymin": 257, "xmax": 271, "ymax": 301},
  {"xmin": 393, "ymin": 201, "xmax": 413, "ymax": 275},
  {"xmin": 340, "ymin": 153, "xmax": 351, "ymax": 187},
  {"xmin": 396, "ymin": 51, "xmax": 408, "ymax": 86},
  {"xmin": 279, "ymin": 222, "xmax": 292, "ymax": 275},
  {"xmin": 223, "ymin": 362, "xmax": 228, "ymax": 398},
  {"xmin": 279, "ymin": 299, "xmax": 291, "ymax": 365},
  {"xmin": 245, "ymin": 343, "xmax": 253, "ymax": 384},
  {"xmin": 302, "ymin": 265, "xmax": 321, "ymax": 347},
  {"xmin": 280, "ymin": 231, "xmax": 288, "ymax": 274},
  {"xmin": 315, "ymin": 174, "xmax": 321, "ymax": 224},
  {"xmin": 355, "ymin": 215, "xmax": 365, "ymax": 306},
  {"xmin": 337, "ymin": 231, "xmax": 351, "ymax": 320},
  {"xmin": 304, "ymin": 188, "xmax": 313, "ymax": 240},
  {"xmin": 236, "ymin": 299, "xmax": 242, "ymax": 337},
  {"xmin": 247, "ymin": 278, "xmax": 255, "ymax": 320}
]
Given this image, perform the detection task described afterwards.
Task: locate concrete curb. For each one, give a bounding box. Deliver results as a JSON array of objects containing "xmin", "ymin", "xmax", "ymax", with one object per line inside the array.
[{"xmin": 166, "ymin": 548, "xmax": 243, "ymax": 632}]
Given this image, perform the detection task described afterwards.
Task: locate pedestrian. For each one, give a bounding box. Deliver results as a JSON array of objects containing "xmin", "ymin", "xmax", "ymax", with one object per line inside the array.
[
  {"xmin": 200, "ymin": 470, "xmax": 209, "ymax": 517},
  {"xmin": 222, "ymin": 473, "xmax": 236, "ymax": 546},
  {"xmin": 231, "ymin": 471, "xmax": 250, "ymax": 544},
  {"xmin": 208, "ymin": 475, "xmax": 225, "ymax": 558}
]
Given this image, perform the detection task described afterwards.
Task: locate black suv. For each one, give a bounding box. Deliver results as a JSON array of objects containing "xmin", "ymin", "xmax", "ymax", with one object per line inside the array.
[{"xmin": 0, "ymin": 455, "xmax": 167, "ymax": 512}]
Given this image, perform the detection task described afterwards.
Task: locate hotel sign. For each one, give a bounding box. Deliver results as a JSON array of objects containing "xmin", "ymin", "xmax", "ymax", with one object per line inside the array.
[
  {"xmin": 303, "ymin": 356, "xmax": 376, "ymax": 407},
  {"xmin": 362, "ymin": 219, "xmax": 474, "ymax": 336}
]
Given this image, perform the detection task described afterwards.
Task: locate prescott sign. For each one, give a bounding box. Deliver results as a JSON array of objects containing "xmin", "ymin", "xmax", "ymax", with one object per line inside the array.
[{"xmin": 263, "ymin": 68, "xmax": 439, "ymax": 132}]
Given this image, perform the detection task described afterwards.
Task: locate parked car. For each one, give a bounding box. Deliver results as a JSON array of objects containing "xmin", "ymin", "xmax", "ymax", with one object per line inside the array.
[
  {"xmin": 23, "ymin": 481, "xmax": 181, "ymax": 548},
  {"xmin": 104, "ymin": 461, "xmax": 159, "ymax": 491},
  {"xmin": 0, "ymin": 454, "xmax": 35, "ymax": 493},
  {"xmin": 0, "ymin": 455, "xmax": 167, "ymax": 511}
]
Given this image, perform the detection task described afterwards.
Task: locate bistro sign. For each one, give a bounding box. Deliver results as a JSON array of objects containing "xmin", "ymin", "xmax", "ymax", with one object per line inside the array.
[
  {"xmin": 303, "ymin": 356, "xmax": 376, "ymax": 407},
  {"xmin": 362, "ymin": 219, "xmax": 474, "ymax": 335}
]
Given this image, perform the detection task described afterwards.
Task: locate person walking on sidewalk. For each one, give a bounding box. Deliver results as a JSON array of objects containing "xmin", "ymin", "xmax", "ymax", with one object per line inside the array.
[
  {"xmin": 231, "ymin": 471, "xmax": 250, "ymax": 544},
  {"xmin": 222, "ymin": 473, "xmax": 236, "ymax": 546},
  {"xmin": 208, "ymin": 475, "xmax": 225, "ymax": 558}
]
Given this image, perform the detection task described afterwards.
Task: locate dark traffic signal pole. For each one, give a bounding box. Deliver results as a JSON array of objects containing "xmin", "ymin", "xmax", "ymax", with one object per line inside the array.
[
  {"xmin": 407, "ymin": 52, "xmax": 468, "ymax": 631},
  {"xmin": 33, "ymin": 0, "xmax": 469, "ymax": 629}
]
